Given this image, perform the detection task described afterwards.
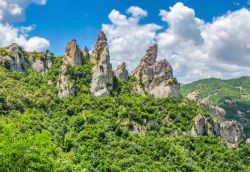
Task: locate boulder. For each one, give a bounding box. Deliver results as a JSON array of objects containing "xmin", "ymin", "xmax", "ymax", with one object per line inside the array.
[
  {"xmin": 115, "ymin": 62, "xmax": 129, "ymax": 82},
  {"xmin": 0, "ymin": 43, "xmax": 29, "ymax": 72},
  {"xmin": 90, "ymin": 31, "xmax": 113, "ymax": 97},
  {"xmin": 132, "ymin": 45, "xmax": 180, "ymax": 98}
]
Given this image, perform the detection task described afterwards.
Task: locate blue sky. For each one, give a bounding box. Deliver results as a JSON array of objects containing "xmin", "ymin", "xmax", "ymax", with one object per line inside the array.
[
  {"xmin": 15, "ymin": 0, "xmax": 249, "ymax": 55},
  {"xmin": 0, "ymin": 0, "xmax": 250, "ymax": 82}
]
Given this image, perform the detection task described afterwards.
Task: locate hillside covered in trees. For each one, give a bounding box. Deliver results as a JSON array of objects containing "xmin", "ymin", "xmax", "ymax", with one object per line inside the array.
[
  {"xmin": 181, "ymin": 77, "xmax": 250, "ymax": 137},
  {"xmin": 0, "ymin": 32, "xmax": 249, "ymax": 171}
]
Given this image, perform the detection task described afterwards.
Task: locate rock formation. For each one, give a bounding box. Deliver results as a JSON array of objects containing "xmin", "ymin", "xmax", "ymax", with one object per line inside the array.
[
  {"xmin": 187, "ymin": 91, "xmax": 226, "ymax": 121},
  {"xmin": 58, "ymin": 40, "xmax": 82, "ymax": 99},
  {"xmin": 191, "ymin": 114, "xmax": 220, "ymax": 136},
  {"xmin": 191, "ymin": 114, "xmax": 245, "ymax": 148},
  {"xmin": 0, "ymin": 43, "xmax": 29, "ymax": 72},
  {"xmin": 132, "ymin": 44, "xmax": 180, "ymax": 98},
  {"xmin": 64, "ymin": 39, "xmax": 83, "ymax": 65},
  {"xmin": 90, "ymin": 31, "xmax": 113, "ymax": 97},
  {"xmin": 115, "ymin": 63, "xmax": 129, "ymax": 82},
  {"xmin": 82, "ymin": 46, "xmax": 89, "ymax": 58},
  {"xmin": 220, "ymin": 120, "xmax": 244, "ymax": 145},
  {"xmin": 28, "ymin": 52, "xmax": 53, "ymax": 73}
]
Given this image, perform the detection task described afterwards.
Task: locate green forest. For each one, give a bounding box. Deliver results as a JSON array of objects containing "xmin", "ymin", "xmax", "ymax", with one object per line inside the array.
[
  {"xmin": 181, "ymin": 77, "xmax": 250, "ymax": 137},
  {"xmin": 0, "ymin": 56, "xmax": 250, "ymax": 171}
]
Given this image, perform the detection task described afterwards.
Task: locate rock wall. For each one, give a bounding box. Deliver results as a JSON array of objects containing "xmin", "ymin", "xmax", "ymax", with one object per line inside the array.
[
  {"xmin": 90, "ymin": 31, "xmax": 113, "ymax": 97},
  {"xmin": 187, "ymin": 91, "xmax": 226, "ymax": 121},
  {"xmin": 58, "ymin": 40, "xmax": 83, "ymax": 99},
  {"xmin": 0, "ymin": 43, "xmax": 29, "ymax": 72},
  {"xmin": 191, "ymin": 114, "xmax": 245, "ymax": 148},
  {"xmin": 115, "ymin": 63, "xmax": 129, "ymax": 82},
  {"xmin": 28, "ymin": 52, "xmax": 53, "ymax": 73},
  {"xmin": 132, "ymin": 44, "xmax": 180, "ymax": 98}
]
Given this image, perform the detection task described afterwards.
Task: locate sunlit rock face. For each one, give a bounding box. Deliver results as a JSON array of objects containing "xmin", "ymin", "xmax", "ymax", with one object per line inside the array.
[
  {"xmin": 220, "ymin": 120, "xmax": 244, "ymax": 145},
  {"xmin": 115, "ymin": 63, "xmax": 129, "ymax": 82},
  {"xmin": 191, "ymin": 114, "xmax": 245, "ymax": 148},
  {"xmin": 58, "ymin": 40, "xmax": 83, "ymax": 99},
  {"xmin": 0, "ymin": 43, "xmax": 29, "ymax": 72},
  {"xmin": 187, "ymin": 91, "xmax": 226, "ymax": 121},
  {"xmin": 90, "ymin": 31, "xmax": 113, "ymax": 97},
  {"xmin": 132, "ymin": 44, "xmax": 180, "ymax": 98},
  {"xmin": 28, "ymin": 52, "xmax": 53, "ymax": 73}
]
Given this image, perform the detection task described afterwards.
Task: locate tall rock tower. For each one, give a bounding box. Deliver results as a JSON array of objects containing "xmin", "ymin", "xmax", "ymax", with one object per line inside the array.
[
  {"xmin": 90, "ymin": 31, "xmax": 113, "ymax": 97},
  {"xmin": 58, "ymin": 39, "xmax": 83, "ymax": 99}
]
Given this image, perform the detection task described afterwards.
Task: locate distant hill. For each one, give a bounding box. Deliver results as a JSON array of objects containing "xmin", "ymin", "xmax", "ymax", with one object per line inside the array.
[{"xmin": 181, "ymin": 77, "xmax": 250, "ymax": 136}]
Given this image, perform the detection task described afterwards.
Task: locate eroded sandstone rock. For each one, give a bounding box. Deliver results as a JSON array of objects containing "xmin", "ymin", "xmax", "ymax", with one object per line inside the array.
[
  {"xmin": 187, "ymin": 91, "xmax": 226, "ymax": 121},
  {"xmin": 90, "ymin": 31, "xmax": 113, "ymax": 97},
  {"xmin": 0, "ymin": 43, "xmax": 29, "ymax": 72},
  {"xmin": 220, "ymin": 120, "xmax": 244, "ymax": 145},
  {"xmin": 28, "ymin": 51, "xmax": 53, "ymax": 73},
  {"xmin": 191, "ymin": 114, "xmax": 245, "ymax": 148},
  {"xmin": 115, "ymin": 63, "xmax": 129, "ymax": 82},
  {"xmin": 58, "ymin": 40, "xmax": 82, "ymax": 99},
  {"xmin": 132, "ymin": 44, "xmax": 180, "ymax": 98}
]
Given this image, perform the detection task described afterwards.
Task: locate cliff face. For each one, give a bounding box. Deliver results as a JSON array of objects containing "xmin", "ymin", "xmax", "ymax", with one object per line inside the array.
[
  {"xmin": 115, "ymin": 63, "xmax": 129, "ymax": 82},
  {"xmin": 58, "ymin": 40, "xmax": 83, "ymax": 99},
  {"xmin": 0, "ymin": 43, "xmax": 29, "ymax": 72},
  {"xmin": 191, "ymin": 114, "xmax": 245, "ymax": 148},
  {"xmin": 132, "ymin": 44, "xmax": 180, "ymax": 98},
  {"xmin": 187, "ymin": 91, "xmax": 226, "ymax": 121},
  {"xmin": 28, "ymin": 52, "xmax": 53, "ymax": 73},
  {"xmin": 90, "ymin": 31, "xmax": 113, "ymax": 97}
]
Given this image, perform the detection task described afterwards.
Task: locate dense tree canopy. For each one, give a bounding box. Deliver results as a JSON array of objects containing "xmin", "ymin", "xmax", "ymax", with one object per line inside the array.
[{"xmin": 0, "ymin": 57, "xmax": 249, "ymax": 171}]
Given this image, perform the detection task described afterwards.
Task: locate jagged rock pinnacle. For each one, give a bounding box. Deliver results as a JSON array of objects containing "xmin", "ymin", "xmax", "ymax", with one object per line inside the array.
[
  {"xmin": 132, "ymin": 44, "xmax": 180, "ymax": 98},
  {"xmin": 90, "ymin": 31, "xmax": 113, "ymax": 97}
]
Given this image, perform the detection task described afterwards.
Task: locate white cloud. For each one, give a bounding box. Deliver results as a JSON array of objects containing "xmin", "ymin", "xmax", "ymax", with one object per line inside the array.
[
  {"xmin": 103, "ymin": 3, "xmax": 250, "ymax": 83},
  {"xmin": 0, "ymin": 0, "xmax": 50, "ymax": 52},
  {"xmin": 0, "ymin": 0, "xmax": 47, "ymax": 23},
  {"xmin": 0, "ymin": 24, "xmax": 50, "ymax": 51},
  {"xmin": 127, "ymin": 6, "xmax": 147, "ymax": 18},
  {"xmin": 102, "ymin": 7, "xmax": 161, "ymax": 71}
]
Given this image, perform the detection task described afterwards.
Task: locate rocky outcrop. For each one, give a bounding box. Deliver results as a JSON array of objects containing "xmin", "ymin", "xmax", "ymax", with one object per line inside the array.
[
  {"xmin": 82, "ymin": 46, "xmax": 89, "ymax": 58},
  {"xmin": 90, "ymin": 31, "xmax": 113, "ymax": 97},
  {"xmin": 132, "ymin": 44, "xmax": 180, "ymax": 98},
  {"xmin": 191, "ymin": 114, "xmax": 245, "ymax": 148},
  {"xmin": 0, "ymin": 43, "xmax": 29, "ymax": 72},
  {"xmin": 220, "ymin": 120, "xmax": 244, "ymax": 145},
  {"xmin": 187, "ymin": 91, "xmax": 225, "ymax": 121},
  {"xmin": 191, "ymin": 114, "xmax": 220, "ymax": 136},
  {"xmin": 115, "ymin": 63, "xmax": 129, "ymax": 82},
  {"xmin": 58, "ymin": 40, "xmax": 82, "ymax": 99},
  {"xmin": 28, "ymin": 52, "xmax": 53, "ymax": 73},
  {"xmin": 64, "ymin": 39, "xmax": 82, "ymax": 65}
]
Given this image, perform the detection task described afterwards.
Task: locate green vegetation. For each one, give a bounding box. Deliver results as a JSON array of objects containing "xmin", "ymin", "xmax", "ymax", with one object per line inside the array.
[
  {"xmin": 0, "ymin": 60, "xmax": 249, "ymax": 171},
  {"xmin": 181, "ymin": 77, "xmax": 250, "ymax": 137}
]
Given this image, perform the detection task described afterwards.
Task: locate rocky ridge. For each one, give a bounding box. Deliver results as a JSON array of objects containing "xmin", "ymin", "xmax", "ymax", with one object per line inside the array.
[
  {"xmin": 132, "ymin": 44, "xmax": 180, "ymax": 98},
  {"xmin": 0, "ymin": 43, "xmax": 29, "ymax": 72}
]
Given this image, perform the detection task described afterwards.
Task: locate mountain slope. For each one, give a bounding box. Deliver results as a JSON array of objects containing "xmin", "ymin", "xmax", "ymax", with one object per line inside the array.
[
  {"xmin": 0, "ymin": 64, "xmax": 249, "ymax": 171},
  {"xmin": 181, "ymin": 77, "xmax": 250, "ymax": 136}
]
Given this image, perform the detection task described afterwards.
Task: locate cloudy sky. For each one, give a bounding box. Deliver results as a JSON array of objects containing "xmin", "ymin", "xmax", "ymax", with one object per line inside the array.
[{"xmin": 0, "ymin": 0, "xmax": 250, "ymax": 83}]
